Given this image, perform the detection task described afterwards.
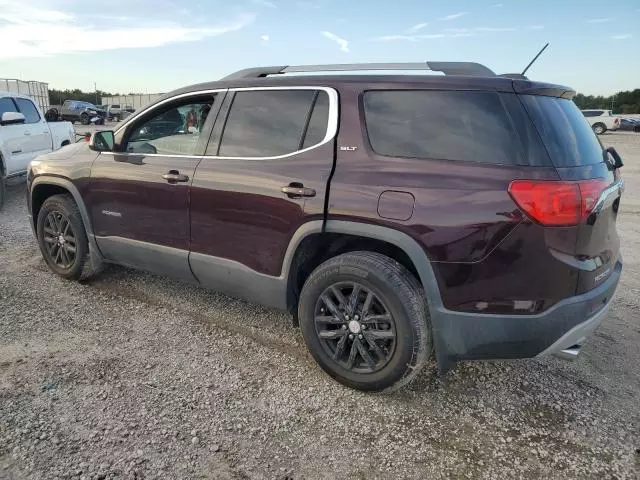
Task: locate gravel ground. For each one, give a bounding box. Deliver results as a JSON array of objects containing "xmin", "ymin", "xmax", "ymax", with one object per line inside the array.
[{"xmin": 1, "ymin": 132, "xmax": 639, "ymax": 479}]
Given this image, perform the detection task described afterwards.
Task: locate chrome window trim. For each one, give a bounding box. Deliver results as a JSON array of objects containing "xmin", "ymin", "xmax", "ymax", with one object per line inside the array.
[{"xmin": 110, "ymin": 86, "xmax": 338, "ymax": 162}]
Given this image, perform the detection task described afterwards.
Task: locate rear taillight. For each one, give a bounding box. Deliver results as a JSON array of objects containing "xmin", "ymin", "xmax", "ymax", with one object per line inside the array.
[{"xmin": 508, "ymin": 179, "xmax": 609, "ymax": 226}]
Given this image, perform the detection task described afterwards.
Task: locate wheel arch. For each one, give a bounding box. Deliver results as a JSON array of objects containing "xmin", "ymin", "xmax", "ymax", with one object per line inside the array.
[
  {"xmin": 282, "ymin": 219, "xmax": 450, "ymax": 371},
  {"xmin": 285, "ymin": 220, "xmax": 443, "ymax": 309},
  {"xmin": 30, "ymin": 176, "xmax": 103, "ymax": 261}
]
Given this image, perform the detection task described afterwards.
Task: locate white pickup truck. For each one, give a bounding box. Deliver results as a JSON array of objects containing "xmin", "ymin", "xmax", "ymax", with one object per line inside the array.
[
  {"xmin": 1, "ymin": 91, "xmax": 75, "ymax": 208},
  {"xmin": 581, "ymin": 109, "xmax": 621, "ymax": 135}
]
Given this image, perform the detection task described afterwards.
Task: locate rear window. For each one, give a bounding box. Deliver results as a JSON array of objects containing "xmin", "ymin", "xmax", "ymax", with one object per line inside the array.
[
  {"xmin": 362, "ymin": 90, "xmax": 539, "ymax": 166},
  {"xmin": 521, "ymin": 95, "xmax": 604, "ymax": 167}
]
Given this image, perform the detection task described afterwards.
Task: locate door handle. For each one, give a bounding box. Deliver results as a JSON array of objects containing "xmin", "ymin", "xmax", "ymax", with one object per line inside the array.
[
  {"xmin": 162, "ymin": 170, "xmax": 189, "ymax": 183},
  {"xmin": 24, "ymin": 132, "xmax": 31, "ymax": 136},
  {"xmin": 281, "ymin": 184, "xmax": 316, "ymax": 198}
]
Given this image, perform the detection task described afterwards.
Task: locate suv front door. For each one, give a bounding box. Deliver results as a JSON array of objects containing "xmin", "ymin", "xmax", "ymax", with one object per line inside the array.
[
  {"xmin": 86, "ymin": 91, "xmax": 224, "ymax": 280},
  {"xmin": 189, "ymin": 87, "xmax": 337, "ymax": 304}
]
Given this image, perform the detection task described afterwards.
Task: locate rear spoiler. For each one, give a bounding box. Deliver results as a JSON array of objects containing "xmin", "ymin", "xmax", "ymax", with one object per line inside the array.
[{"xmin": 512, "ymin": 80, "xmax": 575, "ymax": 99}]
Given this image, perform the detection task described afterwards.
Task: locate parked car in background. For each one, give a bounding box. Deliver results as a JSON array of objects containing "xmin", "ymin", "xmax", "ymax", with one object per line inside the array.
[
  {"xmin": 0, "ymin": 91, "xmax": 74, "ymax": 208},
  {"xmin": 619, "ymin": 118, "xmax": 640, "ymax": 133},
  {"xmin": 581, "ymin": 109, "xmax": 620, "ymax": 135},
  {"xmin": 60, "ymin": 100, "xmax": 107, "ymax": 125},
  {"xmin": 106, "ymin": 104, "xmax": 135, "ymax": 122},
  {"xmin": 27, "ymin": 61, "xmax": 623, "ymax": 391}
]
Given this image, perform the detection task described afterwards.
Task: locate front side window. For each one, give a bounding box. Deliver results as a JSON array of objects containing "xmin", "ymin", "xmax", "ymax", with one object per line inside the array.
[
  {"xmin": 217, "ymin": 89, "xmax": 330, "ymax": 157},
  {"xmin": 363, "ymin": 90, "xmax": 524, "ymax": 165},
  {"xmin": 15, "ymin": 98, "xmax": 41, "ymax": 124},
  {"xmin": 124, "ymin": 96, "xmax": 216, "ymax": 156},
  {"xmin": 0, "ymin": 97, "xmax": 18, "ymax": 116}
]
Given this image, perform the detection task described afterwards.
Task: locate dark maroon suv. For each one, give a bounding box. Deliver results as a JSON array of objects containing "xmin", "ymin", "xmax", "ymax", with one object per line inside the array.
[{"xmin": 27, "ymin": 62, "xmax": 624, "ymax": 391}]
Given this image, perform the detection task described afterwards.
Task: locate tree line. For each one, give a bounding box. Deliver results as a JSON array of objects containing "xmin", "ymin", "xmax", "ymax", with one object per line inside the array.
[{"xmin": 573, "ymin": 89, "xmax": 640, "ymax": 114}]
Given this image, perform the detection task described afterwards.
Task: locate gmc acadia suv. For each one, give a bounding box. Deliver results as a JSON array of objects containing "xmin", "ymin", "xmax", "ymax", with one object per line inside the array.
[{"xmin": 27, "ymin": 62, "xmax": 624, "ymax": 391}]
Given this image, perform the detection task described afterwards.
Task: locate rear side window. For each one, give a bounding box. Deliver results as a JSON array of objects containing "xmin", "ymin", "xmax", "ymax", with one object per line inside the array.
[
  {"xmin": 0, "ymin": 97, "xmax": 18, "ymax": 115},
  {"xmin": 15, "ymin": 98, "xmax": 41, "ymax": 124},
  {"xmin": 363, "ymin": 90, "xmax": 531, "ymax": 166},
  {"xmin": 218, "ymin": 89, "xmax": 330, "ymax": 157},
  {"xmin": 521, "ymin": 95, "xmax": 604, "ymax": 167},
  {"xmin": 582, "ymin": 110, "xmax": 602, "ymax": 117}
]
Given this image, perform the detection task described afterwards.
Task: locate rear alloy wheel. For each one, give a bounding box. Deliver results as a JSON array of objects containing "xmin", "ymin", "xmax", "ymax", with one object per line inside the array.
[
  {"xmin": 80, "ymin": 113, "xmax": 90, "ymax": 125},
  {"xmin": 314, "ymin": 282, "xmax": 397, "ymax": 374},
  {"xmin": 298, "ymin": 251, "xmax": 432, "ymax": 392},
  {"xmin": 592, "ymin": 123, "xmax": 606, "ymax": 135}
]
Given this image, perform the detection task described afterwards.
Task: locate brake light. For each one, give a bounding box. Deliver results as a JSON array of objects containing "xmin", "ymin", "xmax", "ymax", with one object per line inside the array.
[{"xmin": 508, "ymin": 179, "xmax": 609, "ymax": 226}]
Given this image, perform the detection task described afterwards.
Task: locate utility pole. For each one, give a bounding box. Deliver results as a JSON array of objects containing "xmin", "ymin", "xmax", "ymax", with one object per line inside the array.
[
  {"xmin": 95, "ymin": 82, "xmax": 98, "ymax": 105},
  {"xmin": 611, "ymin": 94, "xmax": 615, "ymax": 112}
]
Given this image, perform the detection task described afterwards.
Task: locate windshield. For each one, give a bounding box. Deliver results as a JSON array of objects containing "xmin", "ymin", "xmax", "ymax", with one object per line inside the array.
[{"xmin": 521, "ymin": 95, "xmax": 604, "ymax": 167}]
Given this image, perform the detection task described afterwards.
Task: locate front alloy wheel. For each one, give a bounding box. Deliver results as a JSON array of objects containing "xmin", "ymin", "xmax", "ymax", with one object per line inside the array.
[
  {"xmin": 42, "ymin": 210, "xmax": 77, "ymax": 269},
  {"xmin": 37, "ymin": 194, "xmax": 95, "ymax": 280}
]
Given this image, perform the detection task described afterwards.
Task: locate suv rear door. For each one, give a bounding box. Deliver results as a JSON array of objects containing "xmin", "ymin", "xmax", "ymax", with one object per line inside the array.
[{"xmin": 189, "ymin": 87, "xmax": 337, "ymax": 289}]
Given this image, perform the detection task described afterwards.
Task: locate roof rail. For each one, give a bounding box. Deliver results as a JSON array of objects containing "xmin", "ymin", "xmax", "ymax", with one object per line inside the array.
[{"xmin": 222, "ymin": 62, "xmax": 496, "ymax": 80}]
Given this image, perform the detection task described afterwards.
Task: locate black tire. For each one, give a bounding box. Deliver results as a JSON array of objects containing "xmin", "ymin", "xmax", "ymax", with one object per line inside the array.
[
  {"xmin": 592, "ymin": 123, "xmax": 607, "ymax": 135},
  {"xmin": 634, "ymin": 126, "xmax": 640, "ymax": 133},
  {"xmin": 80, "ymin": 113, "xmax": 90, "ymax": 125},
  {"xmin": 298, "ymin": 251, "xmax": 432, "ymax": 392},
  {"xmin": 36, "ymin": 194, "xmax": 101, "ymax": 281}
]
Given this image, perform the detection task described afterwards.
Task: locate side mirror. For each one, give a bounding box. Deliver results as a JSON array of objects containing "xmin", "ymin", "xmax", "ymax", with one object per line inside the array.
[
  {"xmin": 89, "ymin": 130, "xmax": 115, "ymax": 152},
  {"xmin": 0, "ymin": 112, "xmax": 26, "ymax": 126},
  {"xmin": 605, "ymin": 146, "xmax": 624, "ymax": 170}
]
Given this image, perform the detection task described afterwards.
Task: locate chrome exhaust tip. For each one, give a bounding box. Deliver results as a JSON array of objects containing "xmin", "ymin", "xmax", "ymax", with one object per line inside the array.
[{"xmin": 555, "ymin": 344, "xmax": 582, "ymax": 360}]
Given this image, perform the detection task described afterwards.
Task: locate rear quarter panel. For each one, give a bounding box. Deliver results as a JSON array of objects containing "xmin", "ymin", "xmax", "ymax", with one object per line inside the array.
[{"xmin": 329, "ymin": 82, "xmax": 578, "ymax": 314}]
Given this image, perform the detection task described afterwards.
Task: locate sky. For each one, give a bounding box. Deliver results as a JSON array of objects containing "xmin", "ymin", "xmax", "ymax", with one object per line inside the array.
[{"xmin": 0, "ymin": 0, "xmax": 638, "ymax": 96}]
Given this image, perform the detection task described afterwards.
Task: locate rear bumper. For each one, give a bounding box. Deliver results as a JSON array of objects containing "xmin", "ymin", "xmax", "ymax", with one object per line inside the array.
[
  {"xmin": 431, "ymin": 259, "xmax": 622, "ymax": 370},
  {"xmin": 537, "ymin": 300, "xmax": 610, "ymax": 360}
]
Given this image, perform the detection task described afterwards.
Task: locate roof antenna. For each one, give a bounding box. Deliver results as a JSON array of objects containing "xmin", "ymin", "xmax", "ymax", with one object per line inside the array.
[{"xmin": 521, "ymin": 43, "xmax": 549, "ymax": 76}]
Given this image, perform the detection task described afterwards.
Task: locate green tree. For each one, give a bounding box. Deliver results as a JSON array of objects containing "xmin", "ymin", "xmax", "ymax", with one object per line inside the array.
[{"xmin": 573, "ymin": 89, "xmax": 640, "ymax": 114}]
